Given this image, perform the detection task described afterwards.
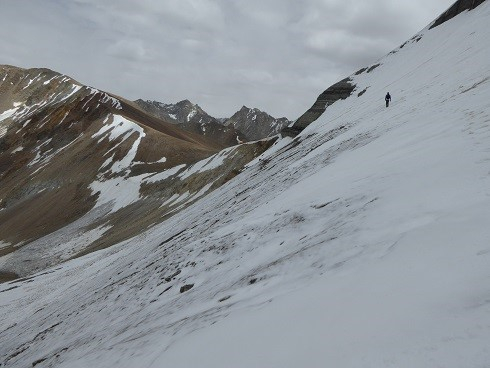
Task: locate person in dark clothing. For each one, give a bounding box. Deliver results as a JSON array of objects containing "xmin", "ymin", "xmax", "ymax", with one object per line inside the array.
[{"xmin": 385, "ymin": 92, "xmax": 392, "ymax": 107}]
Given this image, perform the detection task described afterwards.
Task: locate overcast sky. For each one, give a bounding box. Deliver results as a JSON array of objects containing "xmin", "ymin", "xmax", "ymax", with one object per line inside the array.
[{"xmin": 0, "ymin": 0, "xmax": 453, "ymax": 119}]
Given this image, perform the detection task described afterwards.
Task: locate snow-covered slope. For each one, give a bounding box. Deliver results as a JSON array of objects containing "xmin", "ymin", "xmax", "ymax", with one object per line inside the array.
[{"xmin": 2, "ymin": 2, "xmax": 490, "ymax": 367}]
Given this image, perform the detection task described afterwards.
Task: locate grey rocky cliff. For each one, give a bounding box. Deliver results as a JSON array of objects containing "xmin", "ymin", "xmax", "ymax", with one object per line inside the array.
[
  {"xmin": 135, "ymin": 99, "xmax": 245, "ymax": 147},
  {"xmin": 282, "ymin": 78, "xmax": 355, "ymax": 137},
  {"xmin": 224, "ymin": 106, "xmax": 291, "ymax": 141}
]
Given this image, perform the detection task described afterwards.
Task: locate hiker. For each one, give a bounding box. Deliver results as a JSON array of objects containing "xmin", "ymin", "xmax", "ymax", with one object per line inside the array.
[{"xmin": 385, "ymin": 92, "xmax": 391, "ymax": 107}]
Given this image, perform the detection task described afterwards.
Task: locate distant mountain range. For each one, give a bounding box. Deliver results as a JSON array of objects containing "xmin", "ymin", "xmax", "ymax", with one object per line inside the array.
[
  {"xmin": 135, "ymin": 99, "xmax": 291, "ymax": 143},
  {"xmin": 134, "ymin": 99, "xmax": 245, "ymax": 146}
]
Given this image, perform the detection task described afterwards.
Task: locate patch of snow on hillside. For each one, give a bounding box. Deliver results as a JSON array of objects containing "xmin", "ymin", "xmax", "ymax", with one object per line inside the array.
[
  {"xmin": 28, "ymin": 137, "xmax": 79, "ymax": 170},
  {"xmin": 178, "ymin": 147, "xmax": 237, "ymax": 180},
  {"xmin": 0, "ymin": 107, "xmax": 18, "ymax": 122},
  {"xmin": 187, "ymin": 109, "xmax": 197, "ymax": 121},
  {"xmin": 43, "ymin": 76, "xmax": 58, "ymax": 85},
  {"xmin": 107, "ymin": 115, "xmax": 146, "ymax": 174},
  {"xmin": 93, "ymin": 115, "xmax": 141, "ymax": 145},
  {"xmin": 100, "ymin": 93, "xmax": 122, "ymax": 110},
  {"xmin": 86, "ymin": 87, "xmax": 122, "ymax": 110},
  {"xmin": 99, "ymin": 154, "xmax": 115, "ymax": 171},
  {"xmin": 60, "ymin": 84, "xmax": 82, "ymax": 102},
  {"xmin": 144, "ymin": 164, "xmax": 186, "ymax": 183},
  {"xmin": 90, "ymin": 174, "xmax": 147, "ymax": 213},
  {"xmin": 22, "ymin": 73, "xmax": 42, "ymax": 90},
  {"xmin": 0, "ymin": 107, "xmax": 21, "ymax": 137},
  {"xmin": 58, "ymin": 112, "xmax": 70, "ymax": 125},
  {"xmin": 82, "ymin": 92, "xmax": 98, "ymax": 110},
  {"xmin": 21, "ymin": 119, "xmax": 31, "ymax": 129},
  {"xmin": 168, "ymin": 182, "xmax": 215, "ymax": 212}
]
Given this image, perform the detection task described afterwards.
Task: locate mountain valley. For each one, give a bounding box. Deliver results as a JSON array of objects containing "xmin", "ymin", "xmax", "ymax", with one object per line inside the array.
[{"xmin": 1, "ymin": 1, "xmax": 490, "ymax": 367}]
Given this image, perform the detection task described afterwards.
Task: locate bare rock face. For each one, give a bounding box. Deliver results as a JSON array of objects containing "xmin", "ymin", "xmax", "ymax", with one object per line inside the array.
[
  {"xmin": 179, "ymin": 284, "xmax": 194, "ymax": 293},
  {"xmin": 282, "ymin": 78, "xmax": 355, "ymax": 137},
  {"xmin": 430, "ymin": 0, "xmax": 487, "ymax": 29},
  {"xmin": 135, "ymin": 99, "xmax": 246, "ymax": 147},
  {"xmin": 224, "ymin": 106, "xmax": 291, "ymax": 141}
]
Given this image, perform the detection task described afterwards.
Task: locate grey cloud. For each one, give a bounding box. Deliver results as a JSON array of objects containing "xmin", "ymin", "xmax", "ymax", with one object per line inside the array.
[
  {"xmin": 107, "ymin": 39, "xmax": 150, "ymax": 62},
  {"xmin": 0, "ymin": 0, "xmax": 454, "ymax": 119}
]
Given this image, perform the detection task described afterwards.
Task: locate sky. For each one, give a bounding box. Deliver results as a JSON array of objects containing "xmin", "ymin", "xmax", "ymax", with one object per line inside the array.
[{"xmin": 0, "ymin": 0, "xmax": 453, "ymax": 119}]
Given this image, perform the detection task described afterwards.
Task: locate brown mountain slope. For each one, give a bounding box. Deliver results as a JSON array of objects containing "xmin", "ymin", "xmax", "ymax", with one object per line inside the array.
[{"xmin": 0, "ymin": 65, "xmax": 274, "ymax": 278}]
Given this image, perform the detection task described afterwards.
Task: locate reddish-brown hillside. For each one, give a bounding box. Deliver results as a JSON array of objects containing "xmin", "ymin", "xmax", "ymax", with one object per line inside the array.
[{"xmin": 0, "ymin": 65, "xmax": 273, "ymax": 279}]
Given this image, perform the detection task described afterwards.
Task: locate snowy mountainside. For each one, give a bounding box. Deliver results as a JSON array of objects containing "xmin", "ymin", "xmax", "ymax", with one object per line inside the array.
[
  {"xmin": 2, "ymin": 2, "xmax": 490, "ymax": 368},
  {"xmin": 134, "ymin": 99, "xmax": 246, "ymax": 147},
  {"xmin": 0, "ymin": 66, "xmax": 272, "ymax": 279}
]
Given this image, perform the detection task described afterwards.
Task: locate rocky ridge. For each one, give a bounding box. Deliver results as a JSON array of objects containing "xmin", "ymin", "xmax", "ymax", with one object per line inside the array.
[
  {"xmin": 136, "ymin": 99, "xmax": 290, "ymax": 143},
  {"xmin": 224, "ymin": 106, "xmax": 291, "ymax": 141},
  {"xmin": 134, "ymin": 99, "xmax": 245, "ymax": 147}
]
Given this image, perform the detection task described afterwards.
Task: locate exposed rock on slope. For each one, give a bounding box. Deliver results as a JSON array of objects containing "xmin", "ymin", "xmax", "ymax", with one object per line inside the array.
[
  {"xmin": 430, "ymin": 0, "xmax": 486, "ymax": 29},
  {"xmin": 224, "ymin": 106, "xmax": 291, "ymax": 141},
  {"xmin": 282, "ymin": 78, "xmax": 355, "ymax": 137},
  {"xmin": 0, "ymin": 65, "xmax": 273, "ymax": 278},
  {"xmin": 135, "ymin": 99, "xmax": 246, "ymax": 147}
]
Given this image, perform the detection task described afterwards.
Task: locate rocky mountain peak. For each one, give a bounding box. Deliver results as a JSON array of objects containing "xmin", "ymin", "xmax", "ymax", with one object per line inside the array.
[
  {"xmin": 175, "ymin": 99, "xmax": 195, "ymax": 109},
  {"xmin": 134, "ymin": 99, "xmax": 246, "ymax": 147},
  {"xmin": 225, "ymin": 106, "xmax": 291, "ymax": 141},
  {"xmin": 135, "ymin": 99, "xmax": 291, "ymax": 143}
]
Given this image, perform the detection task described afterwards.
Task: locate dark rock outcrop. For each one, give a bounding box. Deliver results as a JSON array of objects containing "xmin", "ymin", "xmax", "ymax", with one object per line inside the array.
[
  {"xmin": 282, "ymin": 78, "xmax": 355, "ymax": 137},
  {"xmin": 430, "ymin": 0, "xmax": 487, "ymax": 29},
  {"xmin": 180, "ymin": 284, "xmax": 194, "ymax": 293}
]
